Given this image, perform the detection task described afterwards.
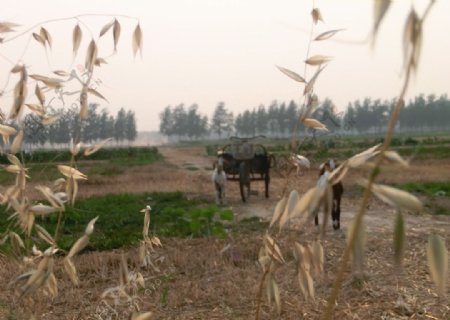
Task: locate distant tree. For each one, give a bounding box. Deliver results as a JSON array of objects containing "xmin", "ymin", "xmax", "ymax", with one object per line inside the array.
[
  {"xmin": 211, "ymin": 102, "xmax": 233, "ymax": 138},
  {"xmin": 83, "ymin": 103, "xmax": 101, "ymax": 143},
  {"xmin": 23, "ymin": 114, "xmax": 47, "ymax": 146},
  {"xmin": 267, "ymin": 101, "xmax": 279, "ymax": 137},
  {"xmin": 99, "ymin": 108, "xmax": 115, "ymax": 139},
  {"xmin": 159, "ymin": 106, "xmax": 174, "ymax": 137},
  {"xmin": 172, "ymin": 104, "xmax": 188, "ymax": 137},
  {"xmin": 125, "ymin": 110, "xmax": 137, "ymax": 142},
  {"xmin": 186, "ymin": 104, "xmax": 208, "ymax": 139},
  {"xmin": 255, "ymin": 105, "xmax": 267, "ymax": 135},
  {"xmin": 114, "ymin": 108, "xmax": 127, "ymax": 143}
]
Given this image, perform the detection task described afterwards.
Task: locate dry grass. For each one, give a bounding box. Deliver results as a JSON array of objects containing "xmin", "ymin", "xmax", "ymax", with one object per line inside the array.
[
  {"xmin": 1, "ymin": 146, "xmax": 449, "ymax": 319},
  {"xmin": 1, "ymin": 215, "xmax": 448, "ymax": 319}
]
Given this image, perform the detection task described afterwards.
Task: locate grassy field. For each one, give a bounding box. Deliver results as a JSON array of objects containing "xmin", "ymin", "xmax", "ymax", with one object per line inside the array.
[
  {"xmin": 0, "ymin": 143, "xmax": 449, "ymax": 319},
  {"xmin": 0, "ymin": 147, "xmax": 162, "ymax": 184},
  {"xmin": 0, "ymin": 192, "xmax": 233, "ymax": 253}
]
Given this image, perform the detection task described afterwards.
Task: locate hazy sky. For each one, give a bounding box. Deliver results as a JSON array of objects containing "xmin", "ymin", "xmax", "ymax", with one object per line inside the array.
[{"xmin": 1, "ymin": 0, "xmax": 449, "ymax": 131}]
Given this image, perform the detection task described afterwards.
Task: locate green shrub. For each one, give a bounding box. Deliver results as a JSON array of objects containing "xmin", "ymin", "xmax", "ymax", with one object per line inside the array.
[{"xmin": 0, "ymin": 192, "xmax": 234, "ymax": 252}]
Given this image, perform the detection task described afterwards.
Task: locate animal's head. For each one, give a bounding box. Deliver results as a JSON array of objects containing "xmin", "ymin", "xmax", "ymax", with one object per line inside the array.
[{"xmin": 319, "ymin": 159, "xmax": 336, "ymax": 176}]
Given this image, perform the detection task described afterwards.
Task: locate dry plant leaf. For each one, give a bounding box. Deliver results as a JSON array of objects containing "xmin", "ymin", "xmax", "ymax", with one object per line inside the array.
[
  {"xmin": 258, "ymin": 247, "xmax": 271, "ymax": 272},
  {"xmin": 276, "ymin": 65, "xmax": 305, "ymax": 83},
  {"xmin": 67, "ymin": 235, "xmax": 89, "ymax": 258},
  {"xmin": 10, "ymin": 75, "xmax": 27, "ymax": 120},
  {"xmin": 53, "ymin": 70, "xmax": 69, "ymax": 77},
  {"xmin": 304, "ymin": 65, "xmax": 326, "ymax": 96},
  {"xmin": 99, "ymin": 19, "xmax": 115, "ymax": 37},
  {"xmin": 403, "ymin": 9, "xmax": 422, "ymax": 72},
  {"xmin": 132, "ymin": 23, "xmax": 143, "ymax": 57},
  {"xmin": 88, "ymin": 88, "xmax": 108, "ymax": 102},
  {"xmin": 95, "ymin": 57, "xmax": 108, "ymax": 66},
  {"xmin": 30, "ymin": 204, "xmax": 58, "ymax": 216},
  {"xmin": 347, "ymin": 219, "xmax": 366, "ymax": 274},
  {"xmin": 348, "ymin": 144, "xmax": 381, "ymax": 168},
  {"xmin": 120, "ymin": 254, "xmax": 129, "ymax": 286},
  {"xmin": 35, "ymin": 185, "xmax": 65, "ymax": 210},
  {"xmin": 372, "ymin": 0, "xmax": 391, "ymax": 46},
  {"xmin": 57, "ymin": 165, "xmax": 87, "ymax": 180},
  {"xmin": 85, "ymin": 216, "xmax": 98, "ymax": 236},
  {"xmin": 279, "ymin": 190, "xmax": 299, "ymax": 229},
  {"xmin": 130, "ymin": 312, "xmax": 153, "ymax": 320},
  {"xmin": 32, "ymin": 32, "xmax": 45, "ymax": 46},
  {"xmin": 26, "ymin": 103, "xmax": 45, "ymax": 116},
  {"xmin": 311, "ymin": 240, "xmax": 324, "ymax": 276},
  {"xmin": 265, "ymin": 235, "xmax": 285, "ymax": 263},
  {"xmin": 41, "ymin": 78, "xmax": 63, "ymax": 90},
  {"xmin": 9, "ymin": 231, "xmax": 25, "ymax": 251},
  {"xmin": 35, "ymin": 224, "xmax": 56, "ymax": 246},
  {"xmin": 305, "ymin": 55, "xmax": 333, "ymax": 66},
  {"xmin": 72, "ymin": 24, "xmax": 82, "ymax": 56},
  {"xmin": 302, "ymin": 118, "xmax": 328, "ymax": 131},
  {"xmin": 64, "ymin": 257, "xmax": 79, "ymax": 285},
  {"xmin": 270, "ymin": 278, "xmax": 281, "ymax": 314},
  {"xmin": 426, "ymin": 234, "xmax": 448, "ymax": 297},
  {"xmin": 11, "ymin": 64, "xmax": 24, "ymax": 73},
  {"xmin": 314, "ymin": 29, "xmax": 344, "ymax": 41},
  {"xmin": 69, "ymin": 138, "xmax": 81, "ymax": 156},
  {"xmin": 10, "ymin": 130, "xmax": 24, "ymax": 154},
  {"xmin": 370, "ymin": 182, "xmax": 423, "ymax": 212},
  {"xmin": 0, "ymin": 124, "xmax": 18, "ymax": 144},
  {"xmin": 85, "ymin": 40, "xmax": 98, "ymax": 72},
  {"xmin": 21, "ymin": 255, "xmax": 54, "ymax": 296},
  {"xmin": 297, "ymin": 266, "xmax": 314, "ymax": 300},
  {"xmin": 84, "ymin": 138, "xmax": 112, "ymax": 156},
  {"xmin": 327, "ymin": 160, "xmax": 349, "ymax": 185},
  {"xmin": 269, "ymin": 196, "xmax": 287, "ymax": 228},
  {"xmin": 40, "ymin": 27, "xmax": 52, "ymax": 48},
  {"xmin": 7, "ymin": 154, "xmax": 21, "ymax": 166},
  {"xmin": 42, "ymin": 114, "xmax": 60, "ymax": 126},
  {"xmin": 0, "ymin": 22, "xmax": 20, "ymax": 33},
  {"xmin": 292, "ymin": 154, "xmax": 311, "ymax": 169},
  {"xmin": 290, "ymin": 187, "xmax": 316, "ymax": 223},
  {"xmin": 113, "ymin": 19, "xmax": 121, "ymax": 52},
  {"xmin": 46, "ymin": 273, "xmax": 58, "ymax": 298},
  {"xmin": 142, "ymin": 206, "xmax": 151, "ymax": 238},
  {"xmin": 393, "ymin": 211, "xmax": 405, "ymax": 269},
  {"xmin": 384, "ymin": 150, "xmax": 409, "ymax": 167},
  {"xmin": 311, "ymin": 8, "xmax": 323, "ymax": 24},
  {"xmin": 5, "ymin": 164, "xmax": 22, "ymax": 174}
]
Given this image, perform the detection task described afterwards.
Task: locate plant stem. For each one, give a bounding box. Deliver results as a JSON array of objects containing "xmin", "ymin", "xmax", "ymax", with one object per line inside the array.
[
  {"xmin": 255, "ymin": 269, "xmax": 270, "ymax": 320},
  {"xmin": 321, "ymin": 56, "xmax": 414, "ymax": 320}
]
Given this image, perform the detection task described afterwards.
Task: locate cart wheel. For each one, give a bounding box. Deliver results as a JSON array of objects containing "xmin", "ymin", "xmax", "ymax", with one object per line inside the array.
[{"xmin": 239, "ymin": 162, "xmax": 250, "ymax": 202}]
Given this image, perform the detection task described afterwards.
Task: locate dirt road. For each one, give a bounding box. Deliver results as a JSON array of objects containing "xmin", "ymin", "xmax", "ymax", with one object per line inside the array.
[{"xmin": 158, "ymin": 146, "xmax": 450, "ymax": 235}]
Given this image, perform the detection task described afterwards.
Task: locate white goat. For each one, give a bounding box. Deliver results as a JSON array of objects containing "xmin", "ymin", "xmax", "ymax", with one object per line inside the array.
[
  {"xmin": 212, "ymin": 157, "xmax": 227, "ymax": 205},
  {"xmin": 290, "ymin": 153, "xmax": 311, "ymax": 175}
]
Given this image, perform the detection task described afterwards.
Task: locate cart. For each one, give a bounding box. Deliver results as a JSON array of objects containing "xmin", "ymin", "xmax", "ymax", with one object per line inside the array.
[{"xmin": 217, "ymin": 136, "xmax": 274, "ymax": 202}]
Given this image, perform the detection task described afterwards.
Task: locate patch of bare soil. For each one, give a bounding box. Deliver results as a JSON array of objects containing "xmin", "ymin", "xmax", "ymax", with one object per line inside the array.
[{"xmin": 1, "ymin": 146, "xmax": 449, "ymax": 319}]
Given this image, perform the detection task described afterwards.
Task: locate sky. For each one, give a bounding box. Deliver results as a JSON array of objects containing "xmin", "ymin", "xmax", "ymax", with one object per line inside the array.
[{"xmin": 1, "ymin": 0, "xmax": 449, "ymax": 131}]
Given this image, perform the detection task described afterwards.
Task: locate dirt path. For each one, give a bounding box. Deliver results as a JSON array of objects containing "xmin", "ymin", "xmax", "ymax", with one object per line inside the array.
[{"xmin": 158, "ymin": 145, "xmax": 450, "ymax": 235}]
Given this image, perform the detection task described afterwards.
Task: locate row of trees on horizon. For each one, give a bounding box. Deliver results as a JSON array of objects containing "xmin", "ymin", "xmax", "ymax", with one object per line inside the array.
[
  {"xmin": 158, "ymin": 94, "xmax": 450, "ymax": 139},
  {"xmin": 6, "ymin": 104, "xmax": 138, "ymax": 148}
]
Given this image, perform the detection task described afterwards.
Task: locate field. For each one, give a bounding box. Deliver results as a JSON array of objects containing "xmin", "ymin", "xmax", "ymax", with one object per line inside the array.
[{"xmin": 0, "ymin": 139, "xmax": 450, "ymax": 319}]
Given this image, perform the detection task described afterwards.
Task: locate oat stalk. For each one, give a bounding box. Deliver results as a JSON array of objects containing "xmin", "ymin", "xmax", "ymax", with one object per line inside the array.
[{"xmin": 321, "ymin": 2, "xmax": 436, "ymax": 318}]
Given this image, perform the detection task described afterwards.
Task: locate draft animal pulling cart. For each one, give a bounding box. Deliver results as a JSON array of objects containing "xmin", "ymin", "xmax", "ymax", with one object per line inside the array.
[{"xmin": 216, "ymin": 136, "xmax": 274, "ymax": 202}]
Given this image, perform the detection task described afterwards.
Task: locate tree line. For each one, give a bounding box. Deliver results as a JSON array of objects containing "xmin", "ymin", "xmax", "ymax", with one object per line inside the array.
[
  {"xmin": 159, "ymin": 94, "xmax": 450, "ymax": 139},
  {"xmin": 11, "ymin": 104, "xmax": 137, "ymax": 148}
]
